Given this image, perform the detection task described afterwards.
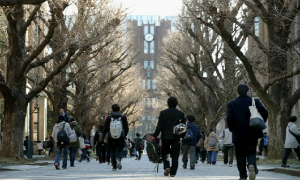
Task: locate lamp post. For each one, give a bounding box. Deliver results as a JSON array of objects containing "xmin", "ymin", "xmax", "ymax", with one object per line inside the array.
[{"xmin": 27, "ymin": 93, "xmax": 40, "ymax": 159}]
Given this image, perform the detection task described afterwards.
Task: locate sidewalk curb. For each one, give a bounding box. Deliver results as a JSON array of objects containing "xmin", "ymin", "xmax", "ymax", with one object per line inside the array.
[{"xmin": 274, "ymin": 167, "xmax": 300, "ymax": 177}]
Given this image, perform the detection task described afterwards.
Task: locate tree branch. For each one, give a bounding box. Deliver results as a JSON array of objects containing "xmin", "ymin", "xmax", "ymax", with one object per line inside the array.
[
  {"xmin": 21, "ymin": 4, "xmax": 41, "ymax": 34},
  {"xmin": 0, "ymin": 0, "xmax": 46, "ymax": 6}
]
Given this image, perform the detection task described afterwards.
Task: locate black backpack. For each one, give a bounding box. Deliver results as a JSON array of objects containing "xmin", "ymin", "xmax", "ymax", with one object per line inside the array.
[
  {"xmin": 57, "ymin": 123, "xmax": 70, "ymax": 146},
  {"xmin": 43, "ymin": 141, "xmax": 48, "ymax": 149},
  {"xmin": 146, "ymin": 139, "xmax": 160, "ymax": 163}
]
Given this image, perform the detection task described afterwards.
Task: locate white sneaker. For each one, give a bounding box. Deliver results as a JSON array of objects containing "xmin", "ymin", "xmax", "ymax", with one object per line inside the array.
[{"xmin": 248, "ymin": 165, "xmax": 256, "ymax": 180}]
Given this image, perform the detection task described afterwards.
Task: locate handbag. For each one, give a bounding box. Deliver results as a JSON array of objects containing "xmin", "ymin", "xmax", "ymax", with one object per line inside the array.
[
  {"xmin": 288, "ymin": 127, "xmax": 300, "ymax": 144},
  {"xmin": 249, "ymin": 98, "xmax": 266, "ymax": 130},
  {"xmin": 79, "ymin": 137, "xmax": 85, "ymax": 149}
]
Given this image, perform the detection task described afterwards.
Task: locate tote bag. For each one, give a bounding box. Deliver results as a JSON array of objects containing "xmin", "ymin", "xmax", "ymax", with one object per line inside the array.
[
  {"xmin": 79, "ymin": 137, "xmax": 85, "ymax": 149},
  {"xmin": 249, "ymin": 98, "xmax": 266, "ymax": 130}
]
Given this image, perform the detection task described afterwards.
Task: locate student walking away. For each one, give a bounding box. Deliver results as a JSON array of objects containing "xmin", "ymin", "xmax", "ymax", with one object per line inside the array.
[
  {"xmin": 94, "ymin": 126, "xmax": 105, "ymax": 164},
  {"xmin": 259, "ymin": 132, "xmax": 269, "ymax": 158},
  {"xmin": 123, "ymin": 138, "xmax": 129, "ymax": 158},
  {"xmin": 24, "ymin": 136, "xmax": 29, "ymax": 156},
  {"xmin": 37, "ymin": 140, "xmax": 43, "ymax": 155},
  {"xmin": 52, "ymin": 115, "xmax": 72, "ymax": 170},
  {"xmin": 48, "ymin": 136, "xmax": 54, "ymax": 156},
  {"xmin": 152, "ymin": 97, "xmax": 185, "ymax": 177},
  {"xmin": 219, "ymin": 126, "xmax": 234, "ymax": 167},
  {"xmin": 281, "ymin": 116, "xmax": 300, "ymax": 167},
  {"xmin": 59, "ymin": 108, "xmax": 70, "ymax": 123},
  {"xmin": 69, "ymin": 118, "xmax": 83, "ymax": 167},
  {"xmin": 226, "ymin": 84, "xmax": 268, "ymax": 180},
  {"xmin": 204, "ymin": 128, "xmax": 219, "ymax": 165},
  {"xmin": 134, "ymin": 133, "xmax": 144, "ymax": 160},
  {"xmin": 198, "ymin": 131, "xmax": 207, "ymax": 164},
  {"xmin": 182, "ymin": 115, "xmax": 201, "ymax": 170},
  {"xmin": 78, "ymin": 133, "xmax": 90, "ymax": 163},
  {"xmin": 103, "ymin": 104, "xmax": 129, "ymax": 171},
  {"xmin": 43, "ymin": 138, "xmax": 49, "ymax": 156}
]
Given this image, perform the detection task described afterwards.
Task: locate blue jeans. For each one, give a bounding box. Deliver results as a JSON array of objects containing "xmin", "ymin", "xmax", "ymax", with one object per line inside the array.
[
  {"xmin": 69, "ymin": 147, "xmax": 78, "ymax": 165},
  {"xmin": 207, "ymin": 151, "xmax": 218, "ymax": 163},
  {"xmin": 55, "ymin": 146, "xmax": 69, "ymax": 168},
  {"xmin": 79, "ymin": 149, "xmax": 90, "ymax": 161}
]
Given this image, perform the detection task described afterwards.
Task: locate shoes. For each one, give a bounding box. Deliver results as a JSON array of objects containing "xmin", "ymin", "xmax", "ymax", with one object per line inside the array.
[
  {"xmin": 117, "ymin": 159, "xmax": 122, "ymax": 170},
  {"xmin": 87, "ymin": 160, "xmax": 90, "ymax": 163},
  {"xmin": 96, "ymin": 156, "xmax": 99, "ymax": 161},
  {"xmin": 62, "ymin": 167, "xmax": 67, "ymax": 169},
  {"xmin": 224, "ymin": 164, "xmax": 227, "ymax": 166},
  {"xmin": 112, "ymin": 168, "xmax": 116, "ymax": 171},
  {"xmin": 206, "ymin": 162, "xmax": 211, "ymax": 164},
  {"xmin": 99, "ymin": 162, "xmax": 102, "ymax": 164},
  {"xmin": 182, "ymin": 165, "xmax": 187, "ymax": 169},
  {"xmin": 170, "ymin": 175, "xmax": 175, "ymax": 177},
  {"xmin": 70, "ymin": 165, "xmax": 75, "ymax": 167},
  {"xmin": 195, "ymin": 160, "xmax": 198, "ymax": 164},
  {"xmin": 248, "ymin": 165, "xmax": 256, "ymax": 180},
  {"xmin": 78, "ymin": 160, "xmax": 82, "ymax": 162},
  {"xmin": 164, "ymin": 168, "xmax": 170, "ymax": 176},
  {"xmin": 239, "ymin": 179, "xmax": 247, "ymax": 180},
  {"xmin": 281, "ymin": 164, "xmax": 290, "ymax": 168},
  {"xmin": 229, "ymin": 164, "xmax": 233, "ymax": 167},
  {"xmin": 201, "ymin": 161, "xmax": 204, "ymax": 164},
  {"xmin": 212, "ymin": 162, "xmax": 216, "ymax": 165},
  {"xmin": 54, "ymin": 163, "xmax": 60, "ymax": 170},
  {"xmin": 190, "ymin": 166, "xmax": 195, "ymax": 170},
  {"xmin": 135, "ymin": 158, "xmax": 138, "ymax": 160}
]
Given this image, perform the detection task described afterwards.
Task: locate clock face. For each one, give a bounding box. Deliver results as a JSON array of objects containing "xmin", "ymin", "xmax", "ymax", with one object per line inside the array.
[{"xmin": 144, "ymin": 33, "xmax": 154, "ymax": 42}]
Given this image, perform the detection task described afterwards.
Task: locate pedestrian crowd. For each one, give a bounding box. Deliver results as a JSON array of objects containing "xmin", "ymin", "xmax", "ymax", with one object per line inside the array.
[{"xmin": 21, "ymin": 84, "xmax": 300, "ymax": 180}]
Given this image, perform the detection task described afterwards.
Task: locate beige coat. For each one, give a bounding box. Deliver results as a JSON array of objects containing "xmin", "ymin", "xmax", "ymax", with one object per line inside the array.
[{"xmin": 204, "ymin": 132, "xmax": 219, "ymax": 151}]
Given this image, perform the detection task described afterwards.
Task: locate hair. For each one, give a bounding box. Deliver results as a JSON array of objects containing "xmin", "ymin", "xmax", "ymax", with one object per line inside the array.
[
  {"xmin": 209, "ymin": 128, "xmax": 214, "ymax": 132},
  {"xmin": 69, "ymin": 117, "xmax": 76, "ymax": 122},
  {"xmin": 25, "ymin": 136, "xmax": 29, "ymax": 139},
  {"xmin": 59, "ymin": 108, "xmax": 64, "ymax": 112},
  {"xmin": 136, "ymin": 133, "xmax": 140, "ymax": 137},
  {"xmin": 57, "ymin": 115, "xmax": 65, "ymax": 123},
  {"xmin": 167, "ymin": 96, "xmax": 178, "ymax": 108},
  {"xmin": 237, "ymin": 84, "xmax": 249, "ymax": 96},
  {"xmin": 187, "ymin": 115, "xmax": 195, "ymax": 122},
  {"xmin": 290, "ymin": 116, "xmax": 297, "ymax": 122},
  {"xmin": 112, "ymin": 104, "xmax": 120, "ymax": 112}
]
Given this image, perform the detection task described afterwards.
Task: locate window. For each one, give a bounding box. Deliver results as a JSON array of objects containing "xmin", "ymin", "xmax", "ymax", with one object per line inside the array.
[
  {"xmin": 142, "ymin": 80, "xmax": 146, "ymax": 89},
  {"xmin": 254, "ymin": 17, "xmax": 259, "ymax": 36},
  {"xmin": 147, "ymin": 67, "xmax": 151, "ymax": 77},
  {"xmin": 144, "ymin": 61, "xmax": 148, "ymax": 69},
  {"xmin": 147, "ymin": 79, "xmax": 151, "ymax": 89},
  {"xmin": 150, "ymin": 61, "xmax": 154, "ymax": 69},
  {"xmin": 144, "ymin": 25, "xmax": 148, "ymax": 34},
  {"xmin": 144, "ymin": 41, "xmax": 148, "ymax": 54},
  {"xmin": 150, "ymin": 41, "xmax": 154, "ymax": 54},
  {"xmin": 152, "ymin": 79, "xmax": 156, "ymax": 89}
]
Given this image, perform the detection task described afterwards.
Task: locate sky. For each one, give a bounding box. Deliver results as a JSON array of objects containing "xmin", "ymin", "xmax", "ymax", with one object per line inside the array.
[{"xmin": 114, "ymin": 0, "xmax": 183, "ymax": 16}]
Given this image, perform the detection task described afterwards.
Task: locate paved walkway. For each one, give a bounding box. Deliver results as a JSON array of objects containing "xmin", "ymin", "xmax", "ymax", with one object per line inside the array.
[{"xmin": 0, "ymin": 155, "xmax": 299, "ymax": 180}]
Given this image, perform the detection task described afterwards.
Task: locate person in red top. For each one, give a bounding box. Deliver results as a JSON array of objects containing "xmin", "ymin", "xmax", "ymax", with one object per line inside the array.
[{"xmin": 103, "ymin": 104, "xmax": 129, "ymax": 171}]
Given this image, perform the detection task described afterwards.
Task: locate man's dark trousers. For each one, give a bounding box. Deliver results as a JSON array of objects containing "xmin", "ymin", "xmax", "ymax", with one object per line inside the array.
[
  {"xmin": 110, "ymin": 146, "xmax": 123, "ymax": 169},
  {"xmin": 162, "ymin": 139, "xmax": 180, "ymax": 176},
  {"xmin": 235, "ymin": 139, "xmax": 257, "ymax": 179},
  {"xmin": 223, "ymin": 145, "xmax": 234, "ymax": 164}
]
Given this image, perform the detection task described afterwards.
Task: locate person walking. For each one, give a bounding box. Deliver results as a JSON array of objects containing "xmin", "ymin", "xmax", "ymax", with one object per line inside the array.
[
  {"xmin": 198, "ymin": 131, "xmax": 207, "ymax": 164},
  {"xmin": 134, "ymin": 133, "xmax": 144, "ymax": 160},
  {"xmin": 182, "ymin": 115, "xmax": 201, "ymax": 170},
  {"xmin": 259, "ymin": 132, "xmax": 269, "ymax": 158},
  {"xmin": 48, "ymin": 136, "xmax": 54, "ymax": 156},
  {"xmin": 94, "ymin": 126, "xmax": 105, "ymax": 164},
  {"xmin": 52, "ymin": 115, "xmax": 72, "ymax": 170},
  {"xmin": 59, "ymin": 108, "xmax": 70, "ymax": 123},
  {"xmin": 226, "ymin": 84, "xmax": 268, "ymax": 180},
  {"xmin": 281, "ymin": 116, "xmax": 300, "ymax": 167},
  {"xmin": 128, "ymin": 139, "xmax": 135, "ymax": 157},
  {"xmin": 103, "ymin": 104, "xmax": 129, "ymax": 171},
  {"xmin": 24, "ymin": 136, "xmax": 29, "ymax": 156},
  {"xmin": 152, "ymin": 97, "xmax": 185, "ymax": 177},
  {"xmin": 43, "ymin": 138, "xmax": 49, "ymax": 156},
  {"xmin": 78, "ymin": 133, "xmax": 90, "ymax": 163},
  {"xmin": 219, "ymin": 126, "xmax": 234, "ymax": 167},
  {"xmin": 204, "ymin": 128, "xmax": 219, "ymax": 165},
  {"xmin": 36, "ymin": 140, "xmax": 43, "ymax": 155},
  {"xmin": 69, "ymin": 118, "xmax": 82, "ymax": 167}
]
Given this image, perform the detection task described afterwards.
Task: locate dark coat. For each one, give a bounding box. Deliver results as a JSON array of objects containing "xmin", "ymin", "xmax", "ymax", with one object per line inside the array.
[
  {"xmin": 94, "ymin": 130, "xmax": 104, "ymax": 147},
  {"xmin": 153, "ymin": 107, "xmax": 185, "ymax": 140},
  {"xmin": 182, "ymin": 122, "xmax": 201, "ymax": 146},
  {"xmin": 226, "ymin": 95, "xmax": 268, "ymax": 143},
  {"xmin": 103, "ymin": 112, "xmax": 129, "ymax": 147}
]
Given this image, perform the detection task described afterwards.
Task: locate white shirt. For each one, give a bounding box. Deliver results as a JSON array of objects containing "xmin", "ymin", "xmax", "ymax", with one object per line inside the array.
[
  {"xmin": 284, "ymin": 122, "xmax": 300, "ymax": 149},
  {"xmin": 219, "ymin": 128, "xmax": 233, "ymax": 145}
]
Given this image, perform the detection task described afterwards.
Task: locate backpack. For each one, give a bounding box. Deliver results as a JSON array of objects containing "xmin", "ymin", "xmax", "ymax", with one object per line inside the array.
[
  {"xmin": 43, "ymin": 141, "xmax": 48, "ymax": 149},
  {"xmin": 69, "ymin": 129, "xmax": 77, "ymax": 143},
  {"xmin": 109, "ymin": 116, "xmax": 125, "ymax": 139},
  {"xmin": 146, "ymin": 139, "xmax": 161, "ymax": 163},
  {"xmin": 182, "ymin": 128, "xmax": 193, "ymax": 141},
  {"xmin": 208, "ymin": 136, "xmax": 217, "ymax": 148},
  {"xmin": 263, "ymin": 136, "xmax": 269, "ymax": 147},
  {"xmin": 57, "ymin": 123, "xmax": 70, "ymax": 146},
  {"xmin": 97, "ymin": 132, "xmax": 103, "ymax": 143}
]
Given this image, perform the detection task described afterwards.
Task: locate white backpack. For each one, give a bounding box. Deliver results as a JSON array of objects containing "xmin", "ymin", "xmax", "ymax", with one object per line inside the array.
[
  {"xmin": 69, "ymin": 129, "xmax": 77, "ymax": 143},
  {"xmin": 109, "ymin": 116, "xmax": 124, "ymax": 139}
]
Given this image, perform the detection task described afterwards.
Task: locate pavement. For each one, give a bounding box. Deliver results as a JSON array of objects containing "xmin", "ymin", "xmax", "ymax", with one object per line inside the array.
[{"xmin": 0, "ymin": 155, "xmax": 299, "ymax": 180}]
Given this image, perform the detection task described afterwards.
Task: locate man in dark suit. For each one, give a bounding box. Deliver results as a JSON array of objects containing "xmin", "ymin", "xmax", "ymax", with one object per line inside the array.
[
  {"xmin": 153, "ymin": 97, "xmax": 185, "ymax": 177},
  {"xmin": 226, "ymin": 84, "xmax": 268, "ymax": 180}
]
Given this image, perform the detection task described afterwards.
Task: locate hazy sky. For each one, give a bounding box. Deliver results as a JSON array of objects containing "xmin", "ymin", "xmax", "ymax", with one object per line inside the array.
[{"xmin": 115, "ymin": 0, "xmax": 183, "ymax": 16}]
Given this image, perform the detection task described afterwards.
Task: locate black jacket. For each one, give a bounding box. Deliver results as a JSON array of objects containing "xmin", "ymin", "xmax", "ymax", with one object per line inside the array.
[
  {"xmin": 94, "ymin": 130, "xmax": 104, "ymax": 147},
  {"xmin": 226, "ymin": 95, "xmax": 268, "ymax": 143},
  {"xmin": 153, "ymin": 107, "xmax": 185, "ymax": 140},
  {"xmin": 103, "ymin": 112, "xmax": 129, "ymax": 147},
  {"xmin": 182, "ymin": 122, "xmax": 201, "ymax": 146}
]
